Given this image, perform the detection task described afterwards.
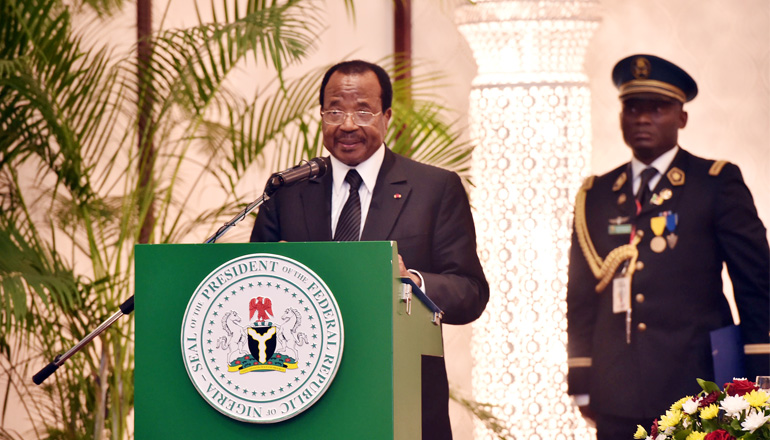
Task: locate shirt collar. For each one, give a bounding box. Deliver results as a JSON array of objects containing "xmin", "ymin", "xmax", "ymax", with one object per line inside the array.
[
  {"xmin": 631, "ymin": 145, "xmax": 679, "ymax": 180},
  {"xmin": 329, "ymin": 144, "xmax": 385, "ymax": 193}
]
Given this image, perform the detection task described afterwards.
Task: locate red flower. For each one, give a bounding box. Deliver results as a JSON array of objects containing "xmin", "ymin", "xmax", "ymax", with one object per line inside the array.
[
  {"xmin": 650, "ymin": 419, "xmax": 659, "ymax": 437},
  {"xmin": 704, "ymin": 429, "xmax": 736, "ymax": 440},
  {"xmin": 699, "ymin": 391, "xmax": 720, "ymax": 407},
  {"xmin": 724, "ymin": 379, "xmax": 757, "ymax": 396}
]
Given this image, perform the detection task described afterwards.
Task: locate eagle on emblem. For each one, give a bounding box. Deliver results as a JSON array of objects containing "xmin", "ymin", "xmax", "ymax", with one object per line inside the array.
[{"xmin": 249, "ymin": 296, "xmax": 273, "ymax": 322}]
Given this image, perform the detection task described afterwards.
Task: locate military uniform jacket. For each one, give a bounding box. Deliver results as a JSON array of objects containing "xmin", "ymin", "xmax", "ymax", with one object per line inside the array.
[{"xmin": 567, "ymin": 148, "xmax": 770, "ymax": 419}]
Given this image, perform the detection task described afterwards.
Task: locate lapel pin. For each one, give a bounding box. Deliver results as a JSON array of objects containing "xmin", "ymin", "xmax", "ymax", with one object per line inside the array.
[
  {"xmin": 393, "ymin": 193, "xmax": 402, "ymax": 199},
  {"xmin": 609, "ymin": 216, "xmax": 630, "ymax": 225}
]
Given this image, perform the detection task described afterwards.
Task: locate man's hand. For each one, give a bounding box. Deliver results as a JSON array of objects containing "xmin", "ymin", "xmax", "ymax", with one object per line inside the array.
[{"xmin": 398, "ymin": 254, "xmax": 421, "ymax": 288}]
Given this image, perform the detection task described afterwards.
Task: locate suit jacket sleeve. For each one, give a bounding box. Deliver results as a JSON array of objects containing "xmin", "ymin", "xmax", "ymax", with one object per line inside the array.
[
  {"xmin": 714, "ymin": 163, "xmax": 770, "ymax": 376},
  {"xmin": 566, "ymin": 222, "xmax": 599, "ymax": 396},
  {"xmin": 419, "ymin": 171, "xmax": 489, "ymax": 325}
]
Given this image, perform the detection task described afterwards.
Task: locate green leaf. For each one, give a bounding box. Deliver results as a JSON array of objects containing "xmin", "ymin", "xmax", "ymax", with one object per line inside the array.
[{"xmin": 698, "ymin": 378, "xmax": 722, "ymax": 393}]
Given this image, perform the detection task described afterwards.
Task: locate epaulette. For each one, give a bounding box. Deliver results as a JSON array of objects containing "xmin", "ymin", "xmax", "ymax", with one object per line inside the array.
[{"xmin": 709, "ymin": 160, "xmax": 729, "ymax": 176}]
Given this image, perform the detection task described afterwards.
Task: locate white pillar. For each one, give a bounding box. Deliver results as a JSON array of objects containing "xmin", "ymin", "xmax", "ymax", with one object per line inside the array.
[{"xmin": 456, "ymin": 1, "xmax": 599, "ymax": 438}]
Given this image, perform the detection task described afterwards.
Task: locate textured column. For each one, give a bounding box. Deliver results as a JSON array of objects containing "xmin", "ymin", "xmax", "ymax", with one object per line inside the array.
[{"xmin": 455, "ymin": 1, "xmax": 599, "ymax": 438}]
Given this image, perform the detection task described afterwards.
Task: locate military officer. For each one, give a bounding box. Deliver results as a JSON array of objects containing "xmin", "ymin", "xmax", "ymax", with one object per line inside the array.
[{"xmin": 566, "ymin": 54, "xmax": 770, "ymax": 439}]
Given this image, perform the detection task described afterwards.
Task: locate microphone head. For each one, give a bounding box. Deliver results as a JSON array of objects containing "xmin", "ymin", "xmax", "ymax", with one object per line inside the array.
[
  {"xmin": 308, "ymin": 157, "xmax": 328, "ymax": 179},
  {"xmin": 263, "ymin": 157, "xmax": 328, "ymax": 195}
]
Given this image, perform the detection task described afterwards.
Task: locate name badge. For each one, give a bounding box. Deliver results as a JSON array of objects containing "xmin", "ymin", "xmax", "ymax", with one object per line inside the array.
[
  {"xmin": 608, "ymin": 224, "xmax": 632, "ymax": 235},
  {"xmin": 612, "ymin": 276, "xmax": 631, "ymax": 314}
]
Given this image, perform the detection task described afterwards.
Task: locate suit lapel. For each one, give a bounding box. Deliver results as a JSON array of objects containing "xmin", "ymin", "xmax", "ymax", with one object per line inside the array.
[
  {"xmin": 361, "ymin": 149, "xmax": 410, "ymax": 241},
  {"xmin": 301, "ymin": 164, "xmax": 333, "ymax": 241}
]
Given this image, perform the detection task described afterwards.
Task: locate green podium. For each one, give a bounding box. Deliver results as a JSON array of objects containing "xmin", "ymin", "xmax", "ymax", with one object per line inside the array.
[{"xmin": 135, "ymin": 241, "xmax": 443, "ymax": 439}]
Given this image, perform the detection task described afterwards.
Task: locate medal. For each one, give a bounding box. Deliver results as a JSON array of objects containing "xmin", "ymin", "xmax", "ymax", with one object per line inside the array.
[
  {"xmin": 650, "ymin": 216, "xmax": 666, "ymax": 253},
  {"xmin": 651, "ymin": 236, "xmax": 667, "ymax": 253},
  {"xmin": 665, "ymin": 212, "xmax": 679, "ymax": 249},
  {"xmin": 660, "ymin": 188, "xmax": 673, "ymax": 200},
  {"xmin": 666, "ymin": 233, "xmax": 678, "ymax": 249}
]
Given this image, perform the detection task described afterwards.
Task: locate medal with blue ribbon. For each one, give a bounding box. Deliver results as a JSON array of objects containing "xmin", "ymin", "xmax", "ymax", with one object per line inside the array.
[{"xmin": 665, "ymin": 212, "xmax": 678, "ymax": 249}]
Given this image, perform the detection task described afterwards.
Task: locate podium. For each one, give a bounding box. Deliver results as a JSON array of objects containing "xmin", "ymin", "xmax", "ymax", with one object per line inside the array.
[{"xmin": 135, "ymin": 241, "xmax": 443, "ymax": 439}]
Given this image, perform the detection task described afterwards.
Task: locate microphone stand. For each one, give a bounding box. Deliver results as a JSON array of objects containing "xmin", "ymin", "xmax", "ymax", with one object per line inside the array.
[{"xmin": 33, "ymin": 182, "xmax": 282, "ymax": 385}]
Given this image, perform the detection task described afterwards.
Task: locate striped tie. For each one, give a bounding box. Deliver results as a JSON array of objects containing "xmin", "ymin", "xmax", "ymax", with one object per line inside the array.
[{"xmin": 334, "ymin": 170, "xmax": 363, "ymax": 241}]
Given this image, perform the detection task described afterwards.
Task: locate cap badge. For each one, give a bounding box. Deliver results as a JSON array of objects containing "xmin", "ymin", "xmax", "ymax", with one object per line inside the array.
[{"xmin": 631, "ymin": 57, "xmax": 651, "ymax": 79}]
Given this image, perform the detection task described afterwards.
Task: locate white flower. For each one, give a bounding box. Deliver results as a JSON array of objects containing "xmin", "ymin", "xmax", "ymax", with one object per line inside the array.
[
  {"xmin": 655, "ymin": 435, "xmax": 667, "ymax": 440},
  {"xmin": 741, "ymin": 409, "xmax": 770, "ymax": 433},
  {"xmin": 721, "ymin": 394, "xmax": 750, "ymax": 417},
  {"xmin": 682, "ymin": 399, "xmax": 699, "ymax": 415}
]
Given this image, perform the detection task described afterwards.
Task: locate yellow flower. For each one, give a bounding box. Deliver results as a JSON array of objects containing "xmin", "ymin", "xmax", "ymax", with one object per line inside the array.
[
  {"xmin": 700, "ymin": 404, "xmax": 719, "ymax": 419},
  {"xmin": 672, "ymin": 396, "xmax": 694, "ymax": 410},
  {"xmin": 744, "ymin": 389, "xmax": 769, "ymax": 408},
  {"xmin": 659, "ymin": 409, "xmax": 683, "ymax": 429},
  {"xmin": 633, "ymin": 425, "xmax": 648, "ymax": 439},
  {"xmin": 685, "ymin": 432, "xmax": 706, "ymax": 440}
]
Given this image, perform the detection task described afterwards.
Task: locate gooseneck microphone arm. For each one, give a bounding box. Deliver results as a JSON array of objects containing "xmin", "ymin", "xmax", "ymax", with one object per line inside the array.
[
  {"xmin": 205, "ymin": 157, "xmax": 327, "ymax": 244},
  {"xmin": 204, "ymin": 194, "xmax": 269, "ymax": 244},
  {"xmin": 33, "ymin": 297, "xmax": 134, "ymax": 384},
  {"xmin": 33, "ymin": 157, "xmax": 327, "ymax": 385}
]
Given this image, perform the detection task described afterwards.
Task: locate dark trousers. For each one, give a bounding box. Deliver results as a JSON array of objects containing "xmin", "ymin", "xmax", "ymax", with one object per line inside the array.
[
  {"xmin": 422, "ymin": 355, "xmax": 452, "ymax": 440},
  {"xmin": 596, "ymin": 413, "xmax": 655, "ymax": 440}
]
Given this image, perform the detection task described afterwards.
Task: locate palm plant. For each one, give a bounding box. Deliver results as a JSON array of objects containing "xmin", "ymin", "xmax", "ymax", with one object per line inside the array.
[{"xmin": 0, "ymin": 0, "xmax": 473, "ymax": 438}]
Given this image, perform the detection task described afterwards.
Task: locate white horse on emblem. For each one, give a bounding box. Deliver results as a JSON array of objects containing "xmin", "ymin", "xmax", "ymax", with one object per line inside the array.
[
  {"xmin": 276, "ymin": 308, "xmax": 309, "ymax": 359},
  {"xmin": 215, "ymin": 311, "xmax": 248, "ymax": 363}
]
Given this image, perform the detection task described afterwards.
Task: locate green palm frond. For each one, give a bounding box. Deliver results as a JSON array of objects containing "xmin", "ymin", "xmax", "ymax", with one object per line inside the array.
[
  {"xmin": 1, "ymin": 0, "xmax": 120, "ymax": 206},
  {"xmin": 149, "ymin": 0, "xmax": 322, "ymax": 118}
]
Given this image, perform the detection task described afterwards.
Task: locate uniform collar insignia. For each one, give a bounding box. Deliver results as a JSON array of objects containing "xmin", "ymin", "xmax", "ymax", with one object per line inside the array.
[
  {"xmin": 666, "ymin": 167, "xmax": 685, "ymax": 186},
  {"xmin": 612, "ymin": 172, "xmax": 627, "ymax": 191}
]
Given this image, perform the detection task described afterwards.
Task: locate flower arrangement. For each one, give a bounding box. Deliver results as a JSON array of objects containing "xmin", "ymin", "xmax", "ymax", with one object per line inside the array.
[{"xmin": 634, "ymin": 378, "xmax": 770, "ymax": 440}]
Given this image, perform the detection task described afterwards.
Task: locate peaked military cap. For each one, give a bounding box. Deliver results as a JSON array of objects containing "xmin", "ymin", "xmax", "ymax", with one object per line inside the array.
[{"xmin": 612, "ymin": 54, "xmax": 698, "ymax": 103}]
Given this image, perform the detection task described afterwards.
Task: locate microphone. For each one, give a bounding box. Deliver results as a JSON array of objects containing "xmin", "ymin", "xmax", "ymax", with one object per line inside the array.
[{"xmin": 264, "ymin": 157, "xmax": 327, "ymax": 194}]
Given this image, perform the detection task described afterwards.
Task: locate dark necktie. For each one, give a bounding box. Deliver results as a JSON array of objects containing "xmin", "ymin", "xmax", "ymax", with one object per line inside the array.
[
  {"xmin": 334, "ymin": 169, "xmax": 363, "ymax": 241},
  {"xmin": 636, "ymin": 167, "xmax": 658, "ymax": 207}
]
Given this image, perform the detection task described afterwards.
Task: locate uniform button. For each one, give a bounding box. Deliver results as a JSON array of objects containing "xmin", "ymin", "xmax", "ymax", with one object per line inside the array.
[
  {"xmin": 636, "ymin": 261, "xmax": 644, "ymax": 271},
  {"xmin": 637, "ymin": 322, "xmax": 647, "ymax": 331},
  {"xmin": 635, "ymin": 294, "xmax": 645, "ymax": 303}
]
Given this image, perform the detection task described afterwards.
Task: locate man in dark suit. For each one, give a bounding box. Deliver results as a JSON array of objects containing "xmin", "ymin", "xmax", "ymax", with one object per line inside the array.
[
  {"xmin": 251, "ymin": 60, "xmax": 489, "ymax": 439},
  {"xmin": 567, "ymin": 54, "xmax": 770, "ymax": 439}
]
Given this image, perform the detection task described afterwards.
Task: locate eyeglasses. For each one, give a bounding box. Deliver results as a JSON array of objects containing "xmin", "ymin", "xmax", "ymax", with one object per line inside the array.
[{"xmin": 321, "ymin": 110, "xmax": 381, "ymax": 126}]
